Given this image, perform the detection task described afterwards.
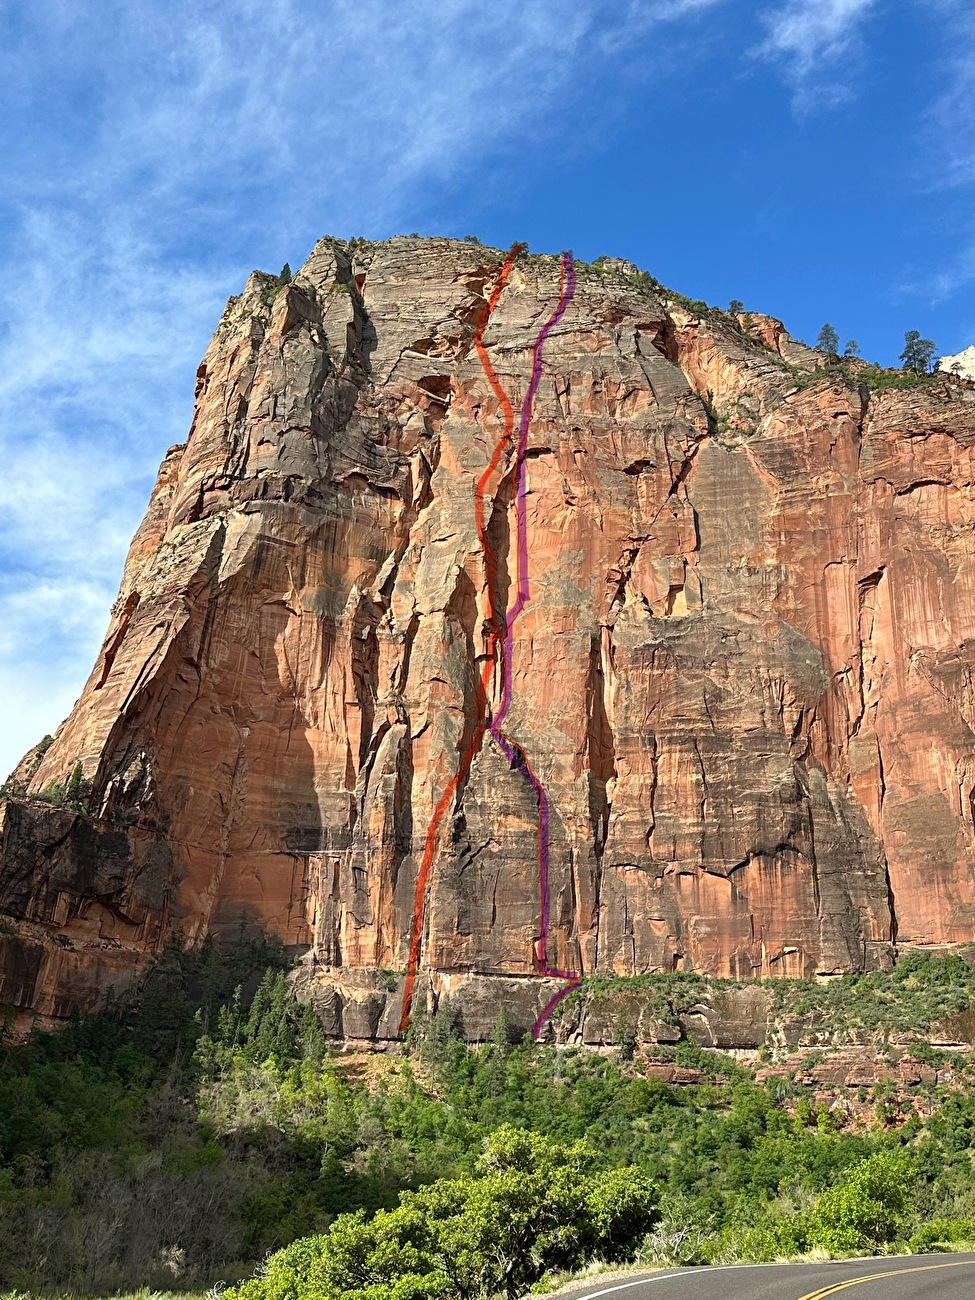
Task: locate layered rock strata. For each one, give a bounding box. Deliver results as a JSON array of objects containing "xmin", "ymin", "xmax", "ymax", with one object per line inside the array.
[{"xmin": 3, "ymin": 236, "xmax": 975, "ymax": 1040}]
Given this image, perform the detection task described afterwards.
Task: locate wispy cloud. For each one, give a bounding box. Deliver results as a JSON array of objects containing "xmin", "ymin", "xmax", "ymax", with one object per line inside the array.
[
  {"xmin": 594, "ymin": 0, "xmax": 726, "ymax": 55},
  {"xmin": 899, "ymin": 3, "xmax": 975, "ymax": 327},
  {"xmin": 923, "ymin": 3, "xmax": 975, "ymax": 190},
  {"xmin": 757, "ymin": 0, "xmax": 878, "ymax": 108},
  {"xmin": 906, "ymin": 242, "xmax": 975, "ymax": 315},
  {"xmin": 0, "ymin": 0, "xmax": 720, "ymax": 777}
]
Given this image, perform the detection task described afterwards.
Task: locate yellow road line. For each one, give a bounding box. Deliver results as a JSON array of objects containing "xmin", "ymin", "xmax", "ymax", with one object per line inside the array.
[{"xmin": 798, "ymin": 1258, "xmax": 975, "ymax": 1299}]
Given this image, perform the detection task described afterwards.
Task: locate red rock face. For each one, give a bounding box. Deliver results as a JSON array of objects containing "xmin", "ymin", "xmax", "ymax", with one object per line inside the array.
[{"xmin": 3, "ymin": 237, "xmax": 975, "ymax": 1040}]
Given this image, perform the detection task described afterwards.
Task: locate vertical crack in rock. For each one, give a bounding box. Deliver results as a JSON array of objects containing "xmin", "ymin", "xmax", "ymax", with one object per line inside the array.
[
  {"xmin": 584, "ymin": 630, "xmax": 617, "ymax": 971},
  {"xmin": 351, "ymin": 596, "xmax": 380, "ymax": 771},
  {"xmin": 481, "ymin": 466, "xmax": 515, "ymax": 709},
  {"xmin": 692, "ymin": 737, "xmax": 709, "ymax": 866},
  {"xmin": 446, "ymin": 569, "xmax": 491, "ymax": 810},
  {"xmin": 877, "ymin": 740, "xmax": 898, "ymax": 946}
]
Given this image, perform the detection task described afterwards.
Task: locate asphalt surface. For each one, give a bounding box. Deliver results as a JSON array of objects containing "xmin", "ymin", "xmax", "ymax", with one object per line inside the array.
[{"xmin": 567, "ymin": 1253, "xmax": 975, "ymax": 1299}]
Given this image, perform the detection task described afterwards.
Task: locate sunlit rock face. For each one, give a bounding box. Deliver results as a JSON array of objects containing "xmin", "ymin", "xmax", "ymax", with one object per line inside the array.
[
  {"xmin": 3, "ymin": 236, "xmax": 975, "ymax": 1041},
  {"xmin": 939, "ymin": 346, "xmax": 975, "ymax": 382}
]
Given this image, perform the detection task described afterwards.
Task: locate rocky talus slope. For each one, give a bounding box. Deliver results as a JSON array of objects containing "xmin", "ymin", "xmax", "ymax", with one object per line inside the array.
[{"xmin": 3, "ymin": 237, "xmax": 975, "ymax": 1041}]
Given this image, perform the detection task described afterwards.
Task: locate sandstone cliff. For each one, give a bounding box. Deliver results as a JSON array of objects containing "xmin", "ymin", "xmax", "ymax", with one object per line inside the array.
[{"xmin": 3, "ymin": 236, "xmax": 975, "ymax": 1040}]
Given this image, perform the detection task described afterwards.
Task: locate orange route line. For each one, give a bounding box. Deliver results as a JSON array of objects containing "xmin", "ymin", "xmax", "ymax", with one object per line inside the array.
[{"xmin": 397, "ymin": 243, "xmax": 523, "ymax": 1033}]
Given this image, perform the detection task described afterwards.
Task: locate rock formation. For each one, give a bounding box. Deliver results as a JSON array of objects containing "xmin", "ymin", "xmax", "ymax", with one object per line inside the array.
[
  {"xmin": 3, "ymin": 236, "xmax": 975, "ymax": 1041},
  {"xmin": 940, "ymin": 345, "xmax": 975, "ymax": 383}
]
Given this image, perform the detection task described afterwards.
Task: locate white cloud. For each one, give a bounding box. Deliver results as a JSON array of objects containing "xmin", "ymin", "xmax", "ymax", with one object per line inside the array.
[
  {"xmin": 911, "ymin": 242, "xmax": 975, "ymax": 312},
  {"xmin": 0, "ymin": 201, "xmax": 235, "ymax": 777},
  {"xmin": 0, "ymin": 0, "xmax": 721, "ymax": 778},
  {"xmin": 0, "ymin": 579, "xmax": 112, "ymax": 665},
  {"xmin": 593, "ymin": 0, "xmax": 725, "ymax": 54},
  {"xmin": 648, "ymin": 0, "xmax": 727, "ymax": 18},
  {"xmin": 896, "ymin": 4, "xmax": 975, "ymax": 326},
  {"xmin": 757, "ymin": 0, "xmax": 878, "ymax": 107},
  {"xmin": 0, "ymin": 579, "xmax": 114, "ymax": 778},
  {"xmin": 923, "ymin": 3, "xmax": 975, "ymax": 189}
]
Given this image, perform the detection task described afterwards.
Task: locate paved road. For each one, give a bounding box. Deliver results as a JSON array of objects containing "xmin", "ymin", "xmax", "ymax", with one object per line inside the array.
[{"xmin": 569, "ymin": 1253, "xmax": 975, "ymax": 1299}]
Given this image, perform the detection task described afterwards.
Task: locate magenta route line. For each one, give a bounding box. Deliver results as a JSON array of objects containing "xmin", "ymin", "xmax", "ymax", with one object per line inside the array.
[{"xmin": 488, "ymin": 252, "xmax": 579, "ymax": 1038}]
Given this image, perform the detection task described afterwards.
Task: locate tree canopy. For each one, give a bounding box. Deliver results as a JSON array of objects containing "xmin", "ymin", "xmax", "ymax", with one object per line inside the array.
[
  {"xmin": 816, "ymin": 323, "xmax": 840, "ymax": 355},
  {"xmin": 900, "ymin": 330, "xmax": 936, "ymax": 374}
]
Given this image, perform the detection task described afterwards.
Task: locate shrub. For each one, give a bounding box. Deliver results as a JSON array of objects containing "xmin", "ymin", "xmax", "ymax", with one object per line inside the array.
[
  {"xmin": 807, "ymin": 1153, "xmax": 913, "ymax": 1253},
  {"xmin": 908, "ymin": 1218, "xmax": 975, "ymax": 1253},
  {"xmin": 259, "ymin": 263, "xmax": 294, "ymax": 305},
  {"xmin": 718, "ymin": 1212, "xmax": 810, "ymax": 1264},
  {"xmin": 35, "ymin": 760, "xmax": 91, "ymax": 812},
  {"xmin": 858, "ymin": 364, "xmax": 939, "ymax": 394},
  {"xmin": 227, "ymin": 1128, "xmax": 659, "ymax": 1300}
]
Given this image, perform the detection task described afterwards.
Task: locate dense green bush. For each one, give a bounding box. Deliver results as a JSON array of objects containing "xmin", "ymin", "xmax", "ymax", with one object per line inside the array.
[
  {"xmin": 805, "ymin": 1153, "xmax": 913, "ymax": 1253},
  {"xmin": 707, "ymin": 1154, "xmax": 914, "ymax": 1263},
  {"xmin": 569, "ymin": 952, "xmax": 975, "ymax": 1044},
  {"xmin": 33, "ymin": 760, "xmax": 92, "ymax": 811},
  {"xmin": 858, "ymin": 364, "xmax": 943, "ymax": 394},
  {"xmin": 228, "ymin": 1127, "xmax": 657, "ymax": 1300},
  {"xmin": 908, "ymin": 1218, "xmax": 975, "ymax": 1252}
]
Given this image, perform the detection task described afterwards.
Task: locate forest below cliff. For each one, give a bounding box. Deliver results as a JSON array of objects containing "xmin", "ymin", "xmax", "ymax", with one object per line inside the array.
[{"xmin": 4, "ymin": 943, "xmax": 975, "ymax": 1297}]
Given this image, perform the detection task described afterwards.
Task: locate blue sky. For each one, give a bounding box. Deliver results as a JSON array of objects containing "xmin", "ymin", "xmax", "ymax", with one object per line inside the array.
[{"xmin": 1, "ymin": 0, "xmax": 973, "ymax": 778}]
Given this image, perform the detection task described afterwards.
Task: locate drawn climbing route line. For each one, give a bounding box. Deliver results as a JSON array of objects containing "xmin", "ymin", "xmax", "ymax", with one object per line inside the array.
[
  {"xmin": 397, "ymin": 243, "xmax": 521, "ymax": 1035},
  {"xmin": 398, "ymin": 248, "xmax": 578, "ymax": 1037}
]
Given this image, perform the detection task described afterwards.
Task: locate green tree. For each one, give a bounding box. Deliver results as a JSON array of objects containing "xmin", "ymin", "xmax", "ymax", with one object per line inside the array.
[
  {"xmin": 65, "ymin": 761, "xmax": 85, "ymax": 809},
  {"xmin": 728, "ymin": 299, "xmax": 745, "ymax": 315},
  {"xmin": 433, "ymin": 1126, "xmax": 656, "ymax": 1298},
  {"xmin": 259, "ymin": 263, "xmax": 293, "ymax": 305},
  {"xmin": 900, "ymin": 330, "xmax": 936, "ymax": 374},
  {"xmin": 228, "ymin": 1128, "xmax": 658, "ymax": 1300},
  {"xmin": 816, "ymin": 323, "xmax": 840, "ymax": 356},
  {"xmin": 843, "ymin": 339, "xmax": 860, "ymax": 359},
  {"xmin": 490, "ymin": 1005, "xmax": 513, "ymax": 1056},
  {"xmin": 807, "ymin": 1152, "xmax": 913, "ymax": 1253},
  {"xmin": 612, "ymin": 1012, "xmax": 637, "ymax": 1062}
]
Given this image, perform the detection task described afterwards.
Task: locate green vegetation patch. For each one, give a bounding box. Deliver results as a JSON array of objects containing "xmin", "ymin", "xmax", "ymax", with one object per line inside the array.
[
  {"xmin": 229, "ymin": 1127, "xmax": 657, "ymax": 1300},
  {"xmin": 4, "ymin": 948, "xmax": 975, "ymax": 1294},
  {"xmin": 767, "ymin": 952, "xmax": 975, "ymax": 1037},
  {"xmin": 856, "ymin": 364, "xmax": 946, "ymax": 395},
  {"xmin": 564, "ymin": 951, "xmax": 975, "ymax": 1044},
  {"xmin": 784, "ymin": 360, "xmax": 951, "ymax": 397}
]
